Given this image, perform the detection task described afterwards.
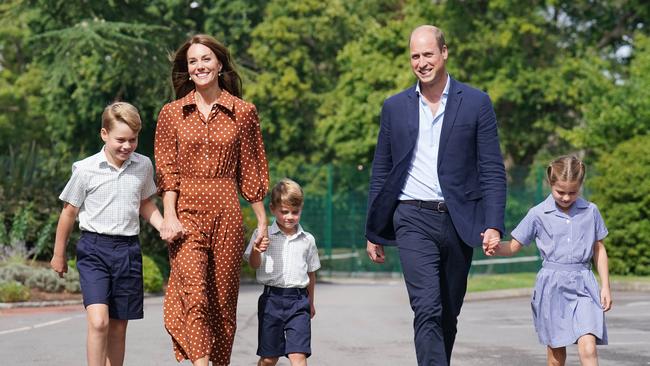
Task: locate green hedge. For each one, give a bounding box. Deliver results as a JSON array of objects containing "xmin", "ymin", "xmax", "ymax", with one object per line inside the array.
[
  {"xmin": 0, "ymin": 280, "xmax": 31, "ymax": 302},
  {"xmin": 591, "ymin": 135, "xmax": 650, "ymax": 275},
  {"xmin": 142, "ymin": 255, "xmax": 163, "ymax": 293}
]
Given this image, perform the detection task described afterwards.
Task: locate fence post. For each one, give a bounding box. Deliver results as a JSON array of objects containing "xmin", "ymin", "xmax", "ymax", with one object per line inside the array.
[{"xmin": 325, "ymin": 163, "xmax": 333, "ymax": 261}]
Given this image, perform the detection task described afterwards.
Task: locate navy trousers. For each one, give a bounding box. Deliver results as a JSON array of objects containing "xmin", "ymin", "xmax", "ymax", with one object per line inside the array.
[{"xmin": 393, "ymin": 203, "xmax": 474, "ymax": 366}]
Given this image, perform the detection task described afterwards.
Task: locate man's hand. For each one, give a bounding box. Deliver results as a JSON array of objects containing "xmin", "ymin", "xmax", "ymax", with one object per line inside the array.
[
  {"xmin": 481, "ymin": 228, "xmax": 501, "ymax": 256},
  {"xmin": 366, "ymin": 240, "xmax": 385, "ymax": 264}
]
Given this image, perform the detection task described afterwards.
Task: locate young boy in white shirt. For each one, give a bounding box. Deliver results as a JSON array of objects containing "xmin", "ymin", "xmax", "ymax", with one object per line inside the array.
[
  {"xmin": 244, "ymin": 178, "xmax": 321, "ymax": 366},
  {"xmin": 50, "ymin": 102, "xmax": 163, "ymax": 366}
]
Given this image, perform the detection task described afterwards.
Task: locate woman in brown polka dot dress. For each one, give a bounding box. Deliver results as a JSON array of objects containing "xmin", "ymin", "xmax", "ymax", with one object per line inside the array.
[{"xmin": 154, "ymin": 34, "xmax": 269, "ymax": 366}]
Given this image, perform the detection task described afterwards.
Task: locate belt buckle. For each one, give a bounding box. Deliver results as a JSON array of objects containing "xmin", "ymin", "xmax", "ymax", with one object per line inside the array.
[{"xmin": 436, "ymin": 202, "xmax": 443, "ymax": 211}]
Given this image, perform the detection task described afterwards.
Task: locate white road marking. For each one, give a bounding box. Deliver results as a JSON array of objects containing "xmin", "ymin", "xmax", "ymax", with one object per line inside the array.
[{"xmin": 0, "ymin": 315, "xmax": 83, "ymax": 336}]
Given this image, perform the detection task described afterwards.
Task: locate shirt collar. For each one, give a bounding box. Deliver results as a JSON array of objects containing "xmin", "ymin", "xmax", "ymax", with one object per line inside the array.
[
  {"xmin": 98, "ymin": 146, "xmax": 135, "ymax": 169},
  {"xmin": 181, "ymin": 89, "xmax": 236, "ymax": 113},
  {"xmin": 541, "ymin": 194, "xmax": 589, "ymax": 214},
  {"xmin": 269, "ymin": 220, "xmax": 305, "ymax": 238},
  {"xmin": 415, "ymin": 73, "xmax": 450, "ymax": 100}
]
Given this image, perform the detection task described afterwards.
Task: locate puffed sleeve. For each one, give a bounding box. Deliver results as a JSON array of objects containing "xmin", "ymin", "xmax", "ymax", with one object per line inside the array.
[
  {"xmin": 237, "ymin": 105, "xmax": 269, "ymax": 202},
  {"xmin": 593, "ymin": 204, "xmax": 609, "ymax": 241},
  {"xmin": 154, "ymin": 103, "xmax": 180, "ymax": 194},
  {"xmin": 510, "ymin": 209, "xmax": 538, "ymax": 247}
]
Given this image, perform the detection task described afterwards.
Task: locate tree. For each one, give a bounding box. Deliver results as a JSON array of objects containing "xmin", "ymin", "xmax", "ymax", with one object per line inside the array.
[
  {"xmin": 246, "ymin": 0, "xmax": 365, "ymax": 171},
  {"xmin": 563, "ymin": 33, "xmax": 650, "ymax": 155},
  {"xmin": 590, "ymin": 135, "xmax": 650, "ymax": 275},
  {"xmin": 315, "ymin": 1, "xmax": 421, "ymax": 167}
]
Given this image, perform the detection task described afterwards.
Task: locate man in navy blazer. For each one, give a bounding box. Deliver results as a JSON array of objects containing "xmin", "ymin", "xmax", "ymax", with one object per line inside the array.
[{"xmin": 366, "ymin": 25, "xmax": 506, "ymax": 365}]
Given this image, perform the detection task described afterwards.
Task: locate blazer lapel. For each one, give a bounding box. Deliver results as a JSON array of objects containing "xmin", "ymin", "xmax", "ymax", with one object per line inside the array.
[
  {"xmin": 407, "ymin": 86, "xmax": 419, "ymax": 144},
  {"xmin": 438, "ymin": 78, "xmax": 462, "ymax": 166},
  {"xmin": 393, "ymin": 86, "xmax": 419, "ymax": 166}
]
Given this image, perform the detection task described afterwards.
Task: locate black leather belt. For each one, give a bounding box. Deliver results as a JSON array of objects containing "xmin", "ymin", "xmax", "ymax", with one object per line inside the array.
[
  {"xmin": 263, "ymin": 285, "xmax": 307, "ymax": 296},
  {"xmin": 400, "ymin": 200, "xmax": 448, "ymax": 212}
]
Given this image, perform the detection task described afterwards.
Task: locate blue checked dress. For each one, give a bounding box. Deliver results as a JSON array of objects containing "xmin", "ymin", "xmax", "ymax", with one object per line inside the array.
[{"xmin": 511, "ymin": 195, "xmax": 608, "ymax": 348}]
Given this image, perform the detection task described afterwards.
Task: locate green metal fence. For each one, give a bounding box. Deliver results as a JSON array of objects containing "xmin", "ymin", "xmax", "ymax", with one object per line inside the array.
[{"xmin": 266, "ymin": 164, "xmax": 550, "ymax": 276}]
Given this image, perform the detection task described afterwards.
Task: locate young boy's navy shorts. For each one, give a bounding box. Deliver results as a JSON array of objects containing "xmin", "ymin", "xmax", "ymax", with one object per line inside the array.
[
  {"xmin": 257, "ymin": 285, "xmax": 311, "ymax": 358},
  {"xmin": 76, "ymin": 231, "xmax": 144, "ymax": 320}
]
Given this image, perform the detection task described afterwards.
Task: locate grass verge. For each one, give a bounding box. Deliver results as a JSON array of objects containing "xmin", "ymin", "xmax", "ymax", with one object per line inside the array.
[{"xmin": 467, "ymin": 273, "xmax": 650, "ymax": 292}]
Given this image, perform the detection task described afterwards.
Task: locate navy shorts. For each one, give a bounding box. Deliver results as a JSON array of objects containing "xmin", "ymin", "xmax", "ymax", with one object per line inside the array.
[
  {"xmin": 76, "ymin": 231, "xmax": 144, "ymax": 320},
  {"xmin": 257, "ymin": 286, "xmax": 311, "ymax": 358}
]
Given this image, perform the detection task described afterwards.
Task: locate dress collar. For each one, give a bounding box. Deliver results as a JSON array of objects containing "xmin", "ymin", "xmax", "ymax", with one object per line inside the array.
[
  {"xmin": 181, "ymin": 89, "xmax": 235, "ymax": 113},
  {"xmin": 541, "ymin": 194, "xmax": 589, "ymax": 214}
]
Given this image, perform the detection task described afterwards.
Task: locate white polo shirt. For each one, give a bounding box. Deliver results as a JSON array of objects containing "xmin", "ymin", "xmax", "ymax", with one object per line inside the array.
[
  {"xmin": 59, "ymin": 148, "xmax": 157, "ymax": 236},
  {"xmin": 244, "ymin": 221, "xmax": 321, "ymax": 288}
]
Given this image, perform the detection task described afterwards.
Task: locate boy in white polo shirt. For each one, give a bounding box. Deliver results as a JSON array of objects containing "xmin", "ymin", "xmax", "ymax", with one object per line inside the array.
[
  {"xmin": 244, "ymin": 178, "xmax": 321, "ymax": 366},
  {"xmin": 50, "ymin": 102, "xmax": 163, "ymax": 366}
]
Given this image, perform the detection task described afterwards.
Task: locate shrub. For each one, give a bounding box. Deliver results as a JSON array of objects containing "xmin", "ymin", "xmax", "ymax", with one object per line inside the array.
[
  {"xmin": 142, "ymin": 255, "xmax": 163, "ymax": 293},
  {"xmin": 0, "ymin": 260, "xmax": 81, "ymax": 293},
  {"xmin": 590, "ymin": 135, "xmax": 650, "ymax": 275},
  {"xmin": 0, "ymin": 280, "xmax": 31, "ymax": 302},
  {"xmin": 147, "ymin": 252, "xmax": 170, "ymax": 282},
  {"xmin": 0, "ymin": 262, "xmax": 34, "ymax": 283},
  {"xmin": 25, "ymin": 267, "xmax": 65, "ymax": 292},
  {"xmin": 62, "ymin": 265, "xmax": 81, "ymax": 293}
]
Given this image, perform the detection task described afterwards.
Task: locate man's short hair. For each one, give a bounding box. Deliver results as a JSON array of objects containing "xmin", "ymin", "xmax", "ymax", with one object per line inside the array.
[{"xmin": 410, "ymin": 25, "xmax": 447, "ymax": 52}]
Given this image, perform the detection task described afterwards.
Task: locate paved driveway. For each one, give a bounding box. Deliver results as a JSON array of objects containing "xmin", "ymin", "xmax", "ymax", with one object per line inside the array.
[{"xmin": 1, "ymin": 282, "xmax": 648, "ymax": 365}]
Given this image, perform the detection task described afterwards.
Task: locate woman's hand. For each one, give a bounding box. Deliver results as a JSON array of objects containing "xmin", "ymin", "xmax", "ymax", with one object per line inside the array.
[
  {"xmin": 160, "ymin": 215, "xmax": 184, "ymax": 243},
  {"xmin": 253, "ymin": 223, "xmax": 268, "ymax": 248}
]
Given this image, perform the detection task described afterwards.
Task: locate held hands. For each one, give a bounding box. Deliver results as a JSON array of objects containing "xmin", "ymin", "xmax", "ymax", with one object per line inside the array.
[
  {"xmin": 50, "ymin": 254, "xmax": 68, "ymax": 278},
  {"xmin": 366, "ymin": 240, "xmax": 385, "ymax": 264},
  {"xmin": 254, "ymin": 236, "xmax": 270, "ymax": 253},
  {"xmin": 481, "ymin": 228, "xmax": 501, "ymax": 256},
  {"xmin": 160, "ymin": 215, "xmax": 184, "ymax": 243},
  {"xmin": 253, "ymin": 224, "xmax": 269, "ymax": 253}
]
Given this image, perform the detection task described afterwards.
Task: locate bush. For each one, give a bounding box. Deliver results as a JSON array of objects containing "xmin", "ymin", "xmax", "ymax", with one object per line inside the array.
[
  {"xmin": 590, "ymin": 135, "xmax": 650, "ymax": 275},
  {"xmin": 25, "ymin": 267, "xmax": 65, "ymax": 292},
  {"xmin": 146, "ymin": 252, "xmax": 170, "ymax": 282},
  {"xmin": 0, "ymin": 280, "xmax": 31, "ymax": 302},
  {"xmin": 63, "ymin": 265, "xmax": 81, "ymax": 293},
  {"xmin": 0, "ymin": 262, "xmax": 80, "ymax": 293},
  {"xmin": 0, "ymin": 262, "xmax": 33, "ymax": 283},
  {"xmin": 142, "ymin": 255, "xmax": 163, "ymax": 293}
]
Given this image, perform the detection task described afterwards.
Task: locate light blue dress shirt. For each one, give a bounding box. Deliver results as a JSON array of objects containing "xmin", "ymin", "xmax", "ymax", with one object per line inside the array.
[{"xmin": 399, "ymin": 74, "xmax": 450, "ymax": 201}]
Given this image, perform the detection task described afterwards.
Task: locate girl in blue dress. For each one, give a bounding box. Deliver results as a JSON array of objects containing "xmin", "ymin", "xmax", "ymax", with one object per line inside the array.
[{"xmin": 485, "ymin": 155, "xmax": 612, "ymax": 366}]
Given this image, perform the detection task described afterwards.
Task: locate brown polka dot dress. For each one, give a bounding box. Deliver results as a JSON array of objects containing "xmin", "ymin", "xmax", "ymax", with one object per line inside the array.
[{"xmin": 154, "ymin": 90, "xmax": 269, "ymax": 364}]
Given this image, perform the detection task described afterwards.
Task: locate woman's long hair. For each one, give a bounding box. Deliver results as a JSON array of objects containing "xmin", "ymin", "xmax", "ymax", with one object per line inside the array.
[{"xmin": 171, "ymin": 34, "xmax": 242, "ymax": 99}]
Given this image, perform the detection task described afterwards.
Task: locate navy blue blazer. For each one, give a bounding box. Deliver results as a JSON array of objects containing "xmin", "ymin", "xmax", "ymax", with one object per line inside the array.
[{"xmin": 366, "ymin": 78, "xmax": 506, "ymax": 248}]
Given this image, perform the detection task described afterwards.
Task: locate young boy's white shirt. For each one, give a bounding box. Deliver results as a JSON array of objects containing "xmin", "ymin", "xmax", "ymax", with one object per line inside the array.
[
  {"xmin": 244, "ymin": 221, "xmax": 320, "ymax": 288},
  {"xmin": 59, "ymin": 147, "xmax": 157, "ymax": 236}
]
